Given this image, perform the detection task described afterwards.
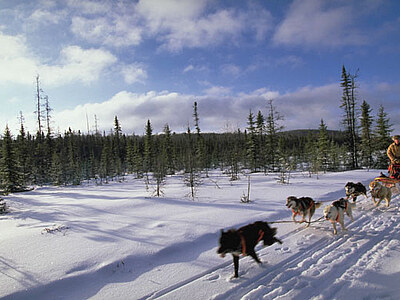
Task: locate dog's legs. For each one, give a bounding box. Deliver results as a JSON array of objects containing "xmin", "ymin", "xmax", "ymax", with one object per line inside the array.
[
  {"xmin": 305, "ymin": 213, "xmax": 312, "ymax": 227},
  {"xmin": 339, "ymin": 220, "xmax": 347, "ymax": 232},
  {"xmin": 331, "ymin": 221, "xmax": 337, "ymax": 235},
  {"xmin": 375, "ymin": 198, "xmax": 382, "ymax": 207},
  {"xmin": 347, "ymin": 209, "xmax": 354, "ymax": 222},
  {"xmin": 233, "ymin": 255, "xmax": 239, "ymax": 278},
  {"xmin": 292, "ymin": 213, "xmax": 298, "ymax": 223},
  {"xmin": 247, "ymin": 250, "xmax": 262, "ymax": 265},
  {"xmin": 385, "ymin": 197, "xmax": 390, "ymax": 207}
]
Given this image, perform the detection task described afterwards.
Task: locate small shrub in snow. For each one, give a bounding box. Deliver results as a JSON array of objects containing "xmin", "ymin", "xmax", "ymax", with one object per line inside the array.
[{"xmin": 0, "ymin": 198, "xmax": 8, "ymax": 214}]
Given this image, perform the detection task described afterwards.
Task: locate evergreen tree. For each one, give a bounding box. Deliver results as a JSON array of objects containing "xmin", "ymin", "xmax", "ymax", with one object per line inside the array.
[
  {"xmin": 184, "ymin": 126, "xmax": 200, "ymax": 199},
  {"xmin": 359, "ymin": 100, "xmax": 374, "ymax": 169},
  {"xmin": 0, "ymin": 125, "xmax": 23, "ymax": 192},
  {"xmin": 100, "ymin": 137, "xmax": 112, "ymax": 184},
  {"xmin": 163, "ymin": 124, "xmax": 175, "ymax": 174},
  {"xmin": 33, "ymin": 132, "xmax": 46, "ymax": 185},
  {"xmin": 256, "ymin": 110, "xmax": 266, "ymax": 172},
  {"xmin": 16, "ymin": 112, "xmax": 31, "ymax": 186},
  {"xmin": 304, "ymin": 133, "xmax": 319, "ymax": 177},
  {"xmin": 144, "ymin": 120, "xmax": 153, "ymax": 173},
  {"xmin": 112, "ymin": 116, "xmax": 123, "ymax": 180},
  {"xmin": 340, "ymin": 65, "xmax": 359, "ymax": 169},
  {"xmin": 374, "ymin": 105, "xmax": 392, "ymax": 168},
  {"xmin": 317, "ymin": 119, "xmax": 329, "ymax": 173},
  {"xmin": 50, "ymin": 150, "xmax": 64, "ymax": 186},
  {"xmin": 265, "ymin": 99, "xmax": 284, "ymax": 171},
  {"xmin": 193, "ymin": 102, "xmax": 207, "ymax": 174},
  {"xmin": 246, "ymin": 110, "xmax": 257, "ymax": 172}
]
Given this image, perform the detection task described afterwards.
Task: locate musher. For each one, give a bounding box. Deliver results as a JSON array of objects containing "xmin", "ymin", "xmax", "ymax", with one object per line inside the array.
[{"xmin": 387, "ymin": 135, "xmax": 400, "ymax": 178}]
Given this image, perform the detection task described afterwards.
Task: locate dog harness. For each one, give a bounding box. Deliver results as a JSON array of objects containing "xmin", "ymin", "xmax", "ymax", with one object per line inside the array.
[
  {"xmin": 332, "ymin": 200, "xmax": 348, "ymax": 222},
  {"xmin": 238, "ymin": 230, "xmax": 264, "ymax": 256},
  {"xmin": 292, "ymin": 200, "xmax": 313, "ymax": 216}
]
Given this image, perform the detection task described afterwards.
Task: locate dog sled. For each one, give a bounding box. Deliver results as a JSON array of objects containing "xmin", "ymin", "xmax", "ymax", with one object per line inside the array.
[{"xmin": 373, "ymin": 163, "xmax": 400, "ymax": 193}]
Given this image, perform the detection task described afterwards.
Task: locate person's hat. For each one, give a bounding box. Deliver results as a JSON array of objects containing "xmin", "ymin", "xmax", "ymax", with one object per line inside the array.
[{"xmin": 393, "ymin": 135, "xmax": 400, "ymax": 140}]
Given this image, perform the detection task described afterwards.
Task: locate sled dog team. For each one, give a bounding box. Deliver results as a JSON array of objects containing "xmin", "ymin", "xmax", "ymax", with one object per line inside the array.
[{"xmin": 218, "ymin": 180, "xmax": 394, "ymax": 278}]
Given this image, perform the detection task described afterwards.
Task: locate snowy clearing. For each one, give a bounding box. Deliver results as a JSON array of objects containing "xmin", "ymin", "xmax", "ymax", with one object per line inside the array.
[{"xmin": 1, "ymin": 169, "xmax": 400, "ymax": 300}]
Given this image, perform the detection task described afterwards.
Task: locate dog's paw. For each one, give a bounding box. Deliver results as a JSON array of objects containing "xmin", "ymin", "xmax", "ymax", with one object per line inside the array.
[{"xmin": 228, "ymin": 275, "xmax": 240, "ymax": 282}]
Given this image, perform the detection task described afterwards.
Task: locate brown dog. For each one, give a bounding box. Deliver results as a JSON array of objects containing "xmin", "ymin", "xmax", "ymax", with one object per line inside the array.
[
  {"xmin": 369, "ymin": 181, "xmax": 392, "ymax": 207},
  {"xmin": 286, "ymin": 196, "xmax": 322, "ymax": 227}
]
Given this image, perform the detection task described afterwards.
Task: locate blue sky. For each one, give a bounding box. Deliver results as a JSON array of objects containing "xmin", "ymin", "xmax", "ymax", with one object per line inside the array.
[{"xmin": 1, "ymin": 0, "xmax": 399, "ymax": 135}]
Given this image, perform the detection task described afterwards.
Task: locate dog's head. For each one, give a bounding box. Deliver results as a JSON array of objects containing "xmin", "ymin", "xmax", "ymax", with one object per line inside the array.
[
  {"xmin": 345, "ymin": 182, "xmax": 355, "ymax": 195},
  {"xmin": 217, "ymin": 229, "xmax": 240, "ymax": 257},
  {"xmin": 369, "ymin": 181, "xmax": 381, "ymax": 193},
  {"xmin": 323, "ymin": 205, "xmax": 337, "ymax": 221},
  {"xmin": 286, "ymin": 196, "xmax": 297, "ymax": 208}
]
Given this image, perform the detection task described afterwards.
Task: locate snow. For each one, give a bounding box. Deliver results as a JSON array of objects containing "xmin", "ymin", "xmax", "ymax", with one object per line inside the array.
[{"xmin": 1, "ymin": 169, "xmax": 400, "ymax": 300}]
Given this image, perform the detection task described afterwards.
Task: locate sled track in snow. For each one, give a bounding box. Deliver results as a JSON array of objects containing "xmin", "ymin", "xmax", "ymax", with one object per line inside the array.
[
  {"xmin": 141, "ymin": 195, "xmax": 400, "ymax": 300},
  {"xmin": 138, "ymin": 219, "xmax": 312, "ymax": 300}
]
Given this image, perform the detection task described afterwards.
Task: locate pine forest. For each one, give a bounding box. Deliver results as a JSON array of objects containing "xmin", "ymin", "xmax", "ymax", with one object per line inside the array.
[{"xmin": 0, "ymin": 67, "xmax": 394, "ymax": 194}]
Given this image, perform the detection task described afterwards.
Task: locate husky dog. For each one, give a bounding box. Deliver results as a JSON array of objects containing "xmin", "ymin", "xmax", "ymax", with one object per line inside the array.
[
  {"xmin": 369, "ymin": 181, "xmax": 392, "ymax": 207},
  {"xmin": 286, "ymin": 196, "xmax": 322, "ymax": 227},
  {"xmin": 323, "ymin": 198, "xmax": 354, "ymax": 235},
  {"xmin": 217, "ymin": 221, "xmax": 282, "ymax": 278},
  {"xmin": 345, "ymin": 182, "xmax": 367, "ymax": 202}
]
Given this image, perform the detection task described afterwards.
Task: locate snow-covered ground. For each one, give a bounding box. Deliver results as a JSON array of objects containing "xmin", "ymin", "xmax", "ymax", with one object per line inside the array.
[{"xmin": 1, "ymin": 169, "xmax": 400, "ymax": 300}]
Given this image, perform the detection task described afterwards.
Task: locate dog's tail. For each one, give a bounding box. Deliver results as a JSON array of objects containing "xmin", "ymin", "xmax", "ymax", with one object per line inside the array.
[{"xmin": 314, "ymin": 202, "xmax": 322, "ymax": 209}]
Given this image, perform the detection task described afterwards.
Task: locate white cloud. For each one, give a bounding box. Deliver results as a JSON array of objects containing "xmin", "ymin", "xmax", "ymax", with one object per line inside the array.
[
  {"xmin": 71, "ymin": 16, "xmax": 143, "ymax": 47},
  {"xmin": 28, "ymin": 8, "xmax": 64, "ymax": 25},
  {"xmin": 40, "ymin": 46, "xmax": 117, "ymax": 85},
  {"xmin": 273, "ymin": 0, "xmax": 368, "ymax": 47},
  {"xmin": 221, "ymin": 64, "xmax": 241, "ymax": 78},
  {"xmin": 7, "ymin": 81, "xmax": 400, "ymax": 136},
  {"xmin": 51, "ymin": 88, "xmax": 280, "ymax": 134},
  {"xmin": 66, "ymin": 0, "xmax": 111, "ymax": 15},
  {"xmin": 203, "ymin": 86, "xmax": 232, "ymax": 96},
  {"xmin": 121, "ymin": 63, "xmax": 147, "ymax": 84},
  {"xmin": 137, "ymin": 0, "xmax": 272, "ymax": 52},
  {"xmin": 0, "ymin": 32, "xmax": 38, "ymax": 85},
  {"xmin": 0, "ymin": 31, "xmax": 117, "ymax": 86},
  {"xmin": 183, "ymin": 65, "xmax": 194, "ymax": 73},
  {"xmin": 277, "ymin": 83, "xmax": 342, "ymax": 130}
]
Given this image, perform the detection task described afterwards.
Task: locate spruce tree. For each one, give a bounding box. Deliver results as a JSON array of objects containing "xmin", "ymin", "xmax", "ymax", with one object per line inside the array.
[
  {"xmin": 163, "ymin": 124, "xmax": 175, "ymax": 174},
  {"xmin": 16, "ymin": 112, "xmax": 31, "ymax": 186},
  {"xmin": 246, "ymin": 110, "xmax": 257, "ymax": 172},
  {"xmin": 256, "ymin": 110, "xmax": 266, "ymax": 172},
  {"xmin": 193, "ymin": 102, "xmax": 207, "ymax": 174},
  {"xmin": 144, "ymin": 120, "xmax": 153, "ymax": 173},
  {"xmin": 0, "ymin": 125, "xmax": 22, "ymax": 192},
  {"xmin": 317, "ymin": 119, "xmax": 329, "ymax": 173},
  {"xmin": 340, "ymin": 65, "xmax": 359, "ymax": 169},
  {"xmin": 113, "ymin": 116, "xmax": 123, "ymax": 180},
  {"xmin": 100, "ymin": 137, "xmax": 112, "ymax": 184},
  {"xmin": 359, "ymin": 100, "xmax": 374, "ymax": 169},
  {"xmin": 265, "ymin": 100, "xmax": 284, "ymax": 172},
  {"xmin": 374, "ymin": 105, "xmax": 392, "ymax": 168}
]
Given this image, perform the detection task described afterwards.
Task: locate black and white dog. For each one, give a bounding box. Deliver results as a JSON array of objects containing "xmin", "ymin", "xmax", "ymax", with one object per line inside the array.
[
  {"xmin": 345, "ymin": 182, "xmax": 367, "ymax": 202},
  {"xmin": 323, "ymin": 198, "xmax": 355, "ymax": 235},
  {"xmin": 217, "ymin": 221, "xmax": 282, "ymax": 278},
  {"xmin": 286, "ymin": 196, "xmax": 322, "ymax": 227}
]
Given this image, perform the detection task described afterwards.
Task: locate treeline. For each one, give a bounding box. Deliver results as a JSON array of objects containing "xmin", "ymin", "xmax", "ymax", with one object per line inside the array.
[
  {"xmin": 0, "ymin": 109, "xmax": 391, "ymax": 193},
  {"xmin": 0, "ymin": 67, "xmax": 394, "ymax": 193}
]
